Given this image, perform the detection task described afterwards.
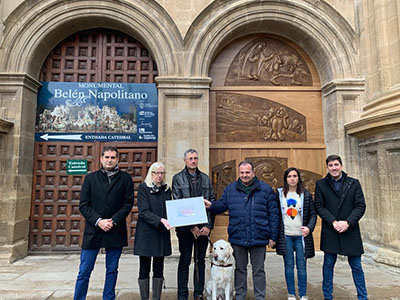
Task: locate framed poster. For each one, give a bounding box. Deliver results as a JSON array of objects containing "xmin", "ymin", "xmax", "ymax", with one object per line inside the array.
[
  {"xmin": 35, "ymin": 82, "xmax": 158, "ymax": 142},
  {"xmin": 166, "ymin": 197, "xmax": 208, "ymax": 227}
]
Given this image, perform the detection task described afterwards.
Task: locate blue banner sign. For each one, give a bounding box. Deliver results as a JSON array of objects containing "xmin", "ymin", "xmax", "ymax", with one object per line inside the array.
[{"xmin": 35, "ymin": 82, "xmax": 158, "ymax": 142}]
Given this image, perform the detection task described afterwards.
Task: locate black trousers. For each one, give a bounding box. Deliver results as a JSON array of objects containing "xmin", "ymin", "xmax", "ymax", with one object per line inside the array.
[
  {"xmin": 177, "ymin": 233, "xmax": 208, "ymax": 300},
  {"xmin": 139, "ymin": 256, "xmax": 165, "ymax": 279}
]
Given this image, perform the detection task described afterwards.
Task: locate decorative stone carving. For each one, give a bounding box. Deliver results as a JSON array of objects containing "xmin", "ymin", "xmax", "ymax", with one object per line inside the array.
[
  {"xmin": 245, "ymin": 157, "xmax": 288, "ymax": 190},
  {"xmin": 298, "ymin": 169, "xmax": 322, "ymax": 197},
  {"xmin": 212, "ymin": 160, "xmax": 236, "ymax": 199},
  {"xmin": 225, "ymin": 37, "xmax": 312, "ymax": 86},
  {"xmin": 216, "ymin": 92, "xmax": 307, "ymax": 142}
]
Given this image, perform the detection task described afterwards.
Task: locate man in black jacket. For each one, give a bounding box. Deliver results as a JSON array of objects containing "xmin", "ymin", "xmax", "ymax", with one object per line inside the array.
[
  {"xmin": 315, "ymin": 155, "xmax": 368, "ymax": 300},
  {"xmin": 172, "ymin": 149, "xmax": 215, "ymax": 300},
  {"xmin": 73, "ymin": 146, "xmax": 134, "ymax": 300}
]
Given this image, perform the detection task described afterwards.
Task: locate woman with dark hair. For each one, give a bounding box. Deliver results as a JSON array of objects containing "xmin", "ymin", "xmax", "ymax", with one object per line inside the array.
[
  {"xmin": 134, "ymin": 162, "xmax": 173, "ymax": 300},
  {"xmin": 276, "ymin": 167, "xmax": 317, "ymax": 300}
]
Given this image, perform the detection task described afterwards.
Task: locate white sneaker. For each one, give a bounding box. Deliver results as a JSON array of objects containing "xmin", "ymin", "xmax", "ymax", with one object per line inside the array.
[
  {"xmin": 300, "ymin": 297, "xmax": 309, "ymax": 300},
  {"xmin": 288, "ymin": 295, "xmax": 296, "ymax": 300}
]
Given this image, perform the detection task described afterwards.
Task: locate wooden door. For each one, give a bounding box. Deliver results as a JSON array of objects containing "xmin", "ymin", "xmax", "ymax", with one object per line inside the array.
[
  {"xmin": 209, "ymin": 35, "xmax": 325, "ymax": 249},
  {"xmin": 30, "ymin": 29, "xmax": 158, "ymax": 252},
  {"xmin": 29, "ymin": 142, "xmax": 156, "ymax": 251}
]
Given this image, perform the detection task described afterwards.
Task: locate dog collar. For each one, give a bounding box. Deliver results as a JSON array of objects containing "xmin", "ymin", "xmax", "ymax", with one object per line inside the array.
[{"xmin": 211, "ymin": 262, "xmax": 233, "ymax": 268}]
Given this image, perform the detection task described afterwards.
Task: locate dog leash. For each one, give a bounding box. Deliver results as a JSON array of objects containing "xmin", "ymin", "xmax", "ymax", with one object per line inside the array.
[{"xmin": 207, "ymin": 236, "xmax": 213, "ymax": 247}]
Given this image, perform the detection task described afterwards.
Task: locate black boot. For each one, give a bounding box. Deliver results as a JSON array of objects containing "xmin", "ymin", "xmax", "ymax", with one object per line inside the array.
[
  {"xmin": 152, "ymin": 277, "xmax": 164, "ymax": 300},
  {"xmin": 138, "ymin": 278, "xmax": 149, "ymax": 300}
]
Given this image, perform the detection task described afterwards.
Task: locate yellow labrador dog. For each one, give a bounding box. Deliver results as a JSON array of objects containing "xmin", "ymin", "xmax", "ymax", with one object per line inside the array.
[{"xmin": 205, "ymin": 239, "xmax": 235, "ymax": 300}]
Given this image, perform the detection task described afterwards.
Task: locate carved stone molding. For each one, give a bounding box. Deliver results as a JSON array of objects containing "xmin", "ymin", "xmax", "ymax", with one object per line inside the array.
[
  {"xmin": 225, "ymin": 37, "xmax": 312, "ymax": 86},
  {"xmin": 346, "ymin": 90, "xmax": 400, "ymax": 137},
  {"xmin": 216, "ymin": 92, "xmax": 307, "ymax": 142},
  {"xmin": 0, "ymin": 117, "xmax": 13, "ymax": 133},
  {"xmin": 212, "ymin": 160, "xmax": 236, "ymax": 200}
]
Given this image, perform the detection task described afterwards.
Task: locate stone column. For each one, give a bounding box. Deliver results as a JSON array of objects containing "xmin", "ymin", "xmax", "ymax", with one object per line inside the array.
[
  {"xmin": 156, "ymin": 76, "xmax": 212, "ymax": 253},
  {"xmin": 0, "ymin": 73, "xmax": 40, "ymax": 263},
  {"xmin": 321, "ymin": 79, "xmax": 365, "ymax": 169},
  {"xmin": 345, "ymin": 89, "xmax": 400, "ymax": 267},
  {"xmin": 343, "ymin": 0, "xmax": 400, "ymax": 267},
  {"xmin": 156, "ymin": 77, "xmax": 212, "ymax": 180}
]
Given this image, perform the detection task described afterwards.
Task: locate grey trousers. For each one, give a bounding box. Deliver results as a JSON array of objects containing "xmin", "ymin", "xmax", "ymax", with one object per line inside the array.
[{"xmin": 232, "ymin": 244, "xmax": 266, "ymax": 300}]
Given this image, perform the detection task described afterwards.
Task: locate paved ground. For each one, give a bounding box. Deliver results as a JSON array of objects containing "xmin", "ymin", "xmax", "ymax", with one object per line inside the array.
[{"xmin": 0, "ymin": 251, "xmax": 400, "ymax": 300}]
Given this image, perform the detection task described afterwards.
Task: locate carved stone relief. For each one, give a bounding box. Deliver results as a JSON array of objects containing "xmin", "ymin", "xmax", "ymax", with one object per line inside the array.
[
  {"xmin": 216, "ymin": 92, "xmax": 307, "ymax": 142},
  {"xmin": 212, "ymin": 160, "xmax": 236, "ymax": 199},
  {"xmin": 298, "ymin": 169, "xmax": 322, "ymax": 197},
  {"xmin": 225, "ymin": 37, "xmax": 312, "ymax": 86},
  {"xmin": 245, "ymin": 157, "xmax": 288, "ymax": 190}
]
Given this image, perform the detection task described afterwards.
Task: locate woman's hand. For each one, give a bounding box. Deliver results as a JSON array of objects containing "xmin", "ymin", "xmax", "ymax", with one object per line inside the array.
[
  {"xmin": 161, "ymin": 218, "xmax": 172, "ymax": 230},
  {"xmin": 301, "ymin": 226, "xmax": 310, "ymax": 237}
]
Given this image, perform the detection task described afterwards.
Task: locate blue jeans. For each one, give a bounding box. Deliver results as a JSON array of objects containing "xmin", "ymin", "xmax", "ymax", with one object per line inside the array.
[
  {"xmin": 283, "ymin": 236, "xmax": 307, "ymax": 297},
  {"xmin": 322, "ymin": 252, "xmax": 368, "ymax": 300},
  {"xmin": 74, "ymin": 247, "xmax": 122, "ymax": 300}
]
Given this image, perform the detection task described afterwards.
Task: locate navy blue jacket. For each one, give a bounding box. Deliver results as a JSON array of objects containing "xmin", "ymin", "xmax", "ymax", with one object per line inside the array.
[{"xmin": 209, "ymin": 177, "xmax": 279, "ymax": 247}]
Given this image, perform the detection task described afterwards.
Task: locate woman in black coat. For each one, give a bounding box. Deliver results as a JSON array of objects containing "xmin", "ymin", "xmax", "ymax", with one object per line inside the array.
[
  {"xmin": 275, "ymin": 167, "xmax": 317, "ymax": 300},
  {"xmin": 134, "ymin": 162, "xmax": 172, "ymax": 300}
]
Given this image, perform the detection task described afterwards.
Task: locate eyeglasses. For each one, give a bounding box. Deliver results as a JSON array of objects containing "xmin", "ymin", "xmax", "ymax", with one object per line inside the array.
[{"xmin": 152, "ymin": 171, "xmax": 165, "ymax": 176}]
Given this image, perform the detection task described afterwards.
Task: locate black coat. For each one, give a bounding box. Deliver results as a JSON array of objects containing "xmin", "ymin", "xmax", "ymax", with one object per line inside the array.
[
  {"xmin": 133, "ymin": 183, "xmax": 172, "ymax": 257},
  {"xmin": 275, "ymin": 189, "xmax": 316, "ymax": 259},
  {"xmin": 79, "ymin": 169, "xmax": 134, "ymax": 249},
  {"xmin": 172, "ymin": 167, "xmax": 216, "ymax": 234},
  {"xmin": 315, "ymin": 172, "xmax": 366, "ymax": 256}
]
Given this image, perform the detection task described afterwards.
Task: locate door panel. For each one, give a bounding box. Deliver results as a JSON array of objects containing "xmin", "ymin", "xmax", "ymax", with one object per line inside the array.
[
  {"xmin": 209, "ymin": 34, "xmax": 324, "ymax": 249},
  {"xmin": 30, "ymin": 142, "xmax": 99, "ymax": 251},
  {"xmin": 30, "ymin": 29, "xmax": 158, "ymax": 252},
  {"xmin": 29, "ymin": 142, "xmax": 156, "ymax": 251}
]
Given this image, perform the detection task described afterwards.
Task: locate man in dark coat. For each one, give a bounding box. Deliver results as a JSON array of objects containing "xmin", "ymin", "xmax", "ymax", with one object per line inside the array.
[
  {"xmin": 315, "ymin": 154, "xmax": 368, "ymax": 300},
  {"xmin": 172, "ymin": 149, "xmax": 215, "ymax": 300},
  {"xmin": 73, "ymin": 146, "xmax": 134, "ymax": 300},
  {"xmin": 204, "ymin": 160, "xmax": 279, "ymax": 300}
]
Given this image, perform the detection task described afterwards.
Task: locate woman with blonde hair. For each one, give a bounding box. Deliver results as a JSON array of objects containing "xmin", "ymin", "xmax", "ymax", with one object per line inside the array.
[{"xmin": 134, "ymin": 162, "xmax": 172, "ymax": 300}]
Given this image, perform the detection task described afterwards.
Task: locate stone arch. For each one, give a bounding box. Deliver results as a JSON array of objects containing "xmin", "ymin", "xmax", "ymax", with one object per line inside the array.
[
  {"xmin": 185, "ymin": 0, "xmax": 358, "ymax": 84},
  {"xmin": 0, "ymin": 0, "xmax": 183, "ymax": 78}
]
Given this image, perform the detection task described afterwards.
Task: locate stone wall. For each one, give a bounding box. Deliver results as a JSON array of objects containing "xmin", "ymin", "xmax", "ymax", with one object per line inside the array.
[
  {"xmin": 0, "ymin": 0, "xmax": 399, "ymax": 266},
  {"xmin": 345, "ymin": 0, "xmax": 400, "ymax": 266}
]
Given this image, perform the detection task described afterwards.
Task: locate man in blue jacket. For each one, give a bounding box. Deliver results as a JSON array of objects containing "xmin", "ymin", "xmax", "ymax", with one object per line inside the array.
[{"xmin": 204, "ymin": 160, "xmax": 279, "ymax": 300}]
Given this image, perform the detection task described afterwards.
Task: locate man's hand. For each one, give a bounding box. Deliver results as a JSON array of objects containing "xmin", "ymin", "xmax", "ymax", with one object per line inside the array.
[
  {"xmin": 191, "ymin": 226, "xmax": 201, "ymax": 239},
  {"xmin": 301, "ymin": 226, "xmax": 310, "ymax": 237},
  {"xmin": 98, "ymin": 219, "xmax": 114, "ymax": 232},
  {"xmin": 334, "ymin": 220, "xmax": 349, "ymax": 233},
  {"xmin": 161, "ymin": 218, "xmax": 172, "ymax": 230},
  {"xmin": 200, "ymin": 226, "xmax": 210, "ymax": 236},
  {"xmin": 268, "ymin": 240, "xmax": 276, "ymax": 248},
  {"xmin": 204, "ymin": 199, "xmax": 212, "ymax": 209}
]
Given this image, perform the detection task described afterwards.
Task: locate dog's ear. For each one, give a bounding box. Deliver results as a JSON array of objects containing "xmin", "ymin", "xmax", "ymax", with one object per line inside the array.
[{"xmin": 226, "ymin": 244, "xmax": 233, "ymax": 258}]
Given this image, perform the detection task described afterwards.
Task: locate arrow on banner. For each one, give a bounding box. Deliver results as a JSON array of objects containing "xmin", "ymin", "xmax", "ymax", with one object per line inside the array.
[{"xmin": 40, "ymin": 134, "xmax": 83, "ymax": 141}]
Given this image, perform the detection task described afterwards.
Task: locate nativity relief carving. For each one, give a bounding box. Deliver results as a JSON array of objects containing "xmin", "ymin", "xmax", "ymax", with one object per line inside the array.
[
  {"xmin": 245, "ymin": 157, "xmax": 288, "ymax": 190},
  {"xmin": 216, "ymin": 93, "xmax": 307, "ymax": 143},
  {"xmin": 212, "ymin": 160, "xmax": 237, "ymax": 200},
  {"xmin": 225, "ymin": 37, "xmax": 312, "ymax": 86},
  {"xmin": 298, "ymin": 169, "xmax": 322, "ymax": 197}
]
